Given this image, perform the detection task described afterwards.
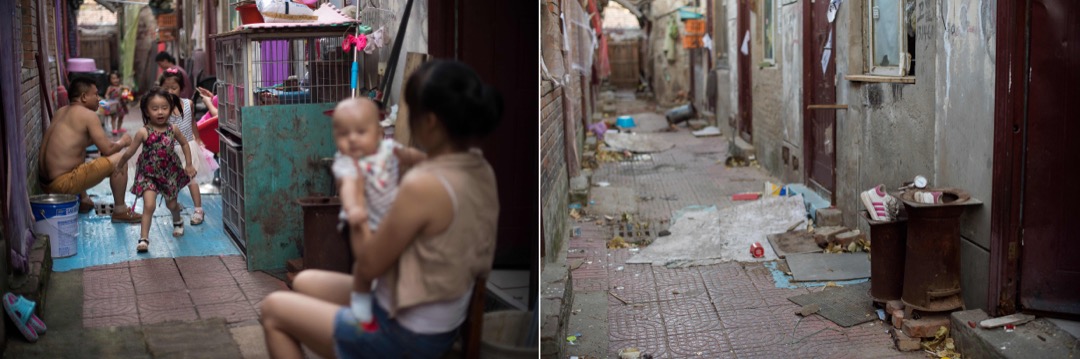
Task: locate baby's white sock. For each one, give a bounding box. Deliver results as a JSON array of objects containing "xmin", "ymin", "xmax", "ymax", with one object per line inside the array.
[{"xmin": 350, "ymin": 292, "xmax": 373, "ymax": 323}]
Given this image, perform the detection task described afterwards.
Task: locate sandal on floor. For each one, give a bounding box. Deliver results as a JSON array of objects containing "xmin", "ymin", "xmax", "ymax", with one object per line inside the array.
[
  {"xmin": 191, "ymin": 208, "xmax": 205, "ymax": 226},
  {"xmin": 3, "ymin": 293, "xmax": 39, "ymax": 342},
  {"xmin": 137, "ymin": 238, "xmax": 149, "ymax": 253},
  {"xmin": 172, "ymin": 219, "xmax": 184, "ymax": 237}
]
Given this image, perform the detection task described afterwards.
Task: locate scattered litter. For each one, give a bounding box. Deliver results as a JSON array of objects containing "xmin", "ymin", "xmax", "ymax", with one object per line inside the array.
[
  {"xmin": 618, "ymin": 347, "xmax": 641, "ymax": 359},
  {"xmin": 724, "ymin": 155, "xmax": 758, "ymax": 167},
  {"xmin": 628, "ymin": 196, "xmax": 806, "ymax": 266},
  {"xmin": 979, "ymin": 312, "xmax": 1035, "ymax": 329},
  {"xmin": 609, "ymin": 291, "xmax": 629, "ymax": 305},
  {"xmin": 797, "ymin": 303, "xmax": 821, "ymax": 317},
  {"xmin": 658, "ymin": 230, "xmax": 671, "ymax": 237},
  {"xmin": 877, "ymin": 309, "xmax": 886, "ymax": 320},
  {"xmin": 607, "ymin": 236, "xmax": 633, "ymax": 249},
  {"xmin": 629, "ymin": 248, "xmax": 640, "ymax": 252},
  {"xmin": 691, "ymin": 126, "xmax": 722, "ymax": 137},
  {"xmin": 968, "ymin": 321, "xmax": 976, "ymax": 328},
  {"xmin": 566, "ymin": 335, "xmax": 578, "ymax": 345},
  {"xmin": 604, "ymin": 132, "xmax": 676, "ymax": 153},
  {"xmin": 616, "ymin": 266, "xmax": 624, "ymax": 271},
  {"xmin": 922, "ymin": 326, "xmax": 961, "ymax": 358},
  {"xmin": 1004, "ymin": 324, "xmax": 1016, "ymax": 332},
  {"xmin": 766, "ymin": 231, "xmax": 822, "ymax": 259},
  {"xmin": 572, "ymin": 309, "xmax": 582, "ymax": 315},
  {"xmin": 597, "ymin": 181, "xmax": 611, "ymax": 187},
  {"xmin": 571, "ymin": 227, "xmax": 581, "ymax": 237},
  {"xmin": 570, "ymin": 209, "xmax": 582, "ymax": 220},
  {"xmin": 732, "ymin": 192, "xmax": 762, "ymax": 201},
  {"xmin": 750, "ymin": 242, "xmax": 764, "ymax": 258},
  {"xmin": 569, "ymin": 203, "xmax": 582, "ymax": 209}
]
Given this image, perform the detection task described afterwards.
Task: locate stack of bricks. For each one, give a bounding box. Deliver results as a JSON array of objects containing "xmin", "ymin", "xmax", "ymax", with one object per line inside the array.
[{"xmin": 884, "ymin": 299, "xmax": 953, "ymax": 351}]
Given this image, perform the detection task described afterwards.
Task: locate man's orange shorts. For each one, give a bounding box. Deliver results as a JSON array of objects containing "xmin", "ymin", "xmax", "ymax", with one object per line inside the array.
[{"xmin": 41, "ymin": 157, "xmax": 114, "ymax": 195}]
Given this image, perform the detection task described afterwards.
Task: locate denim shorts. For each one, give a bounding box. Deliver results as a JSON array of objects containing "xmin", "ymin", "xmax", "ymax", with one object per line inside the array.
[{"xmin": 333, "ymin": 298, "xmax": 458, "ymax": 359}]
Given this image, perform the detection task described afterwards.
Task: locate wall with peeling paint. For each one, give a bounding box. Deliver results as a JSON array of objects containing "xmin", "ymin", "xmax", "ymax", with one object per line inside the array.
[
  {"xmin": 750, "ymin": 0, "xmax": 788, "ymax": 181},
  {"xmin": 933, "ymin": 0, "xmax": 996, "ymax": 311},
  {"xmin": 647, "ymin": 0, "xmax": 694, "ymax": 106}
]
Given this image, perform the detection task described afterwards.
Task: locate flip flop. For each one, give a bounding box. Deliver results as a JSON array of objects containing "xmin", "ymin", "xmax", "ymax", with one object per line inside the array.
[{"xmin": 3, "ymin": 293, "xmax": 39, "ymax": 342}]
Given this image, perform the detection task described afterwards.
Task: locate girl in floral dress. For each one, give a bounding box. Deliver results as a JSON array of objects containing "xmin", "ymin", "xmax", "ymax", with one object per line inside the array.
[{"xmin": 118, "ymin": 88, "xmax": 196, "ymax": 253}]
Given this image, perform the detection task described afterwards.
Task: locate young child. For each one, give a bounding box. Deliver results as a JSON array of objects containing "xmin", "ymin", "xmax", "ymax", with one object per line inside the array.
[
  {"xmin": 118, "ymin": 88, "xmax": 196, "ymax": 252},
  {"xmin": 160, "ymin": 69, "xmax": 217, "ymax": 225},
  {"xmin": 330, "ymin": 98, "xmax": 424, "ymax": 331},
  {"xmin": 104, "ymin": 71, "xmax": 132, "ymax": 135}
]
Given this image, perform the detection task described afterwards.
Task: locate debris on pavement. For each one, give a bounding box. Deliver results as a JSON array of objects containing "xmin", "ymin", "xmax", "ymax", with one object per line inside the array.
[
  {"xmin": 691, "ymin": 126, "xmax": 722, "ymax": 137},
  {"xmin": 604, "ymin": 132, "xmax": 676, "ymax": 153},
  {"xmin": 787, "ymin": 282, "xmax": 876, "ymax": 327},
  {"xmin": 979, "ymin": 313, "xmax": 1035, "ymax": 329},
  {"xmin": 607, "ymin": 236, "xmax": 633, "ymax": 249},
  {"xmin": 797, "ymin": 303, "xmax": 821, "ymax": 317},
  {"xmin": 732, "ymin": 192, "xmax": 762, "ymax": 201},
  {"xmin": 618, "ymin": 347, "xmax": 641, "ymax": 359},
  {"xmin": 628, "ymin": 196, "xmax": 807, "ymax": 266},
  {"xmin": 766, "ymin": 231, "xmax": 822, "ymax": 259},
  {"xmin": 922, "ymin": 326, "xmax": 962, "ymax": 358}
]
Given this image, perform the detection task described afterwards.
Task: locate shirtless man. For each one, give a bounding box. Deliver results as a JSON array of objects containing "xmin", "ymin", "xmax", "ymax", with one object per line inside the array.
[{"xmin": 39, "ymin": 77, "xmax": 141, "ymax": 222}]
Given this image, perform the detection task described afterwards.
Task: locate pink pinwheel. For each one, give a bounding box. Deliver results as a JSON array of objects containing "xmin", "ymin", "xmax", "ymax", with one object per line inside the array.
[{"xmin": 341, "ymin": 34, "xmax": 368, "ymax": 52}]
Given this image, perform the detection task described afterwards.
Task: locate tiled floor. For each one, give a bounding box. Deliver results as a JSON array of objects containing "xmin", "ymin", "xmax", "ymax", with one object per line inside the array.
[
  {"xmin": 572, "ymin": 95, "xmax": 921, "ymax": 358},
  {"xmin": 82, "ymin": 255, "xmax": 286, "ymax": 328}
]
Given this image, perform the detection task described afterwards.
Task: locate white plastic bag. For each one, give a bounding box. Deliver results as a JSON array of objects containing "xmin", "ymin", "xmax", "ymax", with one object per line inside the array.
[{"xmin": 257, "ymin": 0, "xmax": 318, "ymax": 23}]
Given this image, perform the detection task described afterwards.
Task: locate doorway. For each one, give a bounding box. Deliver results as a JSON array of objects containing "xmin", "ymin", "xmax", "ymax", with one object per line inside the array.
[
  {"xmin": 736, "ymin": 0, "xmax": 753, "ymax": 142},
  {"xmin": 990, "ymin": 0, "xmax": 1080, "ymax": 318},
  {"xmin": 802, "ymin": 0, "xmax": 837, "ymax": 197}
]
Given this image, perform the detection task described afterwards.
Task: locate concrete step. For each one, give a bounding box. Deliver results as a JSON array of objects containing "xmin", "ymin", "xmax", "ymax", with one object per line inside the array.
[
  {"xmin": 952, "ymin": 309, "xmax": 1080, "ymax": 358},
  {"xmin": 728, "ymin": 135, "xmax": 756, "ymax": 161},
  {"xmin": 540, "ymin": 247, "xmax": 573, "ymax": 358}
]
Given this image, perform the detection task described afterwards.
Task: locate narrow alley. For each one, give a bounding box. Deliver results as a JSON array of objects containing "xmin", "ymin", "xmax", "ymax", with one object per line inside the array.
[
  {"xmin": 548, "ymin": 91, "xmax": 918, "ymax": 358},
  {"xmin": 542, "ymin": 0, "xmax": 1079, "ymax": 358}
]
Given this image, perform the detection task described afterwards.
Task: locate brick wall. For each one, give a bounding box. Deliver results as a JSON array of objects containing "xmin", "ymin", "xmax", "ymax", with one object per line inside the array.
[
  {"xmin": 541, "ymin": 79, "xmax": 569, "ymax": 262},
  {"xmin": 18, "ymin": 0, "xmax": 45, "ymax": 190}
]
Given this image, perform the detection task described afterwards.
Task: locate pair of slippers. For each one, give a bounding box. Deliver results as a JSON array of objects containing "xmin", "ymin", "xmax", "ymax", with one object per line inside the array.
[{"xmin": 3, "ymin": 293, "xmax": 47, "ymax": 342}]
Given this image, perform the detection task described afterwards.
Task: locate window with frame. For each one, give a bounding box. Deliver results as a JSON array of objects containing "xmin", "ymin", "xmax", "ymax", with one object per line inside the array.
[
  {"xmin": 762, "ymin": 0, "xmax": 776, "ymax": 65},
  {"xmin": 867, "ymin": 0, "xmax": 916, "ymax": 76}
]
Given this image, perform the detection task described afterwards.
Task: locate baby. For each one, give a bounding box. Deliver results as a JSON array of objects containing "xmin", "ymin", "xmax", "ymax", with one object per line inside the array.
[{"xmin": 331, "ymin": 97, "xmax": 424, "ymax": 330}]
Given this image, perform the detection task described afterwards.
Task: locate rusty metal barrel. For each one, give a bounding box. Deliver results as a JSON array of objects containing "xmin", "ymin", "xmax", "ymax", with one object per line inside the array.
[
  {"xmin": 861, "ymin": 211, "xmax": 907, "ymax": 303},
  {"xmin": 899, "ymin": 189, "xmax": 980, "ymax": 312}
]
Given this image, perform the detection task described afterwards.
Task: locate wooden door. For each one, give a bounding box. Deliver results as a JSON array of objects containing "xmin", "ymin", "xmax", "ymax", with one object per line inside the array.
[
  {"xmin": 609, "ymin": 40, "xmax": 640, "ymax": 88},
  {"xmin": 429, "ymin": 0, "xmax": 537, "ymax": 269},
  {"xmin": 802, "ymin": 0, "xmax": 836, "ymax": 195},
  {"xmin": 1015, "ymin": 0, "xmax": 1080, "ymax": 316},
  {"xmin": 737, "ymin": 0, "xmax": 752, "ymax": 141}
]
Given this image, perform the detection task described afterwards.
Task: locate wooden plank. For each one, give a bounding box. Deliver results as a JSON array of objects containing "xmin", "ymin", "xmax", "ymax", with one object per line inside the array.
[
  {"xmin": 393, "ymin": 52, "xmax": 430, "ymax": 147},
  {"xmin": 844, "ymin": 74, "xmax": 916, "ymax": 84}
]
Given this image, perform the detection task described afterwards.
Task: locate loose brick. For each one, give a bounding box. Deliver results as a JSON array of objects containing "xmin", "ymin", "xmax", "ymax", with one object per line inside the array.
[
  {"xmin": 833, "ymin": 230, "xmax": 865, "ymax": 248},
  {"xmin": 891, "ymin": 329, "xmax": 923, "ymax": 351},
  {"xmin": 886, "ymin": 300, "xmax": 905, "ymax": 315},
  {"xmin": 902, "ymin": 314, "xmax": 951, "ymax": 338},
  {"xmin": 815, "ymin": 207, "xmax": 843, "ymax": 227},
  {"xmin": 813, "ymin": 226, "xmax": 848, "ymax": 248},
  {"xmin": 892, "ymin": 310, "xmax": 905, "ymax": 329}
]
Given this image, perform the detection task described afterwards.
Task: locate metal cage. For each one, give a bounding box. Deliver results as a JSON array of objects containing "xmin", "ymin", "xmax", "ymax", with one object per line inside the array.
[{"xmin": 213, "ymin": 25, "xmax": 362, "ymax": 137}]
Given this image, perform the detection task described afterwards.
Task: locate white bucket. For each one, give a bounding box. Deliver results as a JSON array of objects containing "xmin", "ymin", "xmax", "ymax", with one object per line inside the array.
[{"xmin": 30, "ymin": 194, "xmax": 80, "ymax": 258}]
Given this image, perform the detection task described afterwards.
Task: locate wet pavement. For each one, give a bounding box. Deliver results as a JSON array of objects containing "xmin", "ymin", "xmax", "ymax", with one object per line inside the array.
[
  {"xmin": 561, "ymin": 92, "xmax": 922, "ymax": 358},
  {"xmin": 6, "ymin": 107, "xmax": 281, "ymax": 358}
]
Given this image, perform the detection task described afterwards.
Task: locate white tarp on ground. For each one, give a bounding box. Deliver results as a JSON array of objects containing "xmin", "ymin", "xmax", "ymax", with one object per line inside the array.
[
  {"xmin": 627, "ymin": 195, "xmax": 807, "ymax": 267},
  {"xmin": 604, "ymin": 132, "xmax": 676, "ymax": 153}
]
